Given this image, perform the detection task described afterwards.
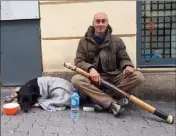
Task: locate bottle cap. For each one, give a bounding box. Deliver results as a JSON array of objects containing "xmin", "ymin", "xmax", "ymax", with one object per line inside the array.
[{"xmin": 73, "ymin": 88, "xmax": 78, "ymax": 93}]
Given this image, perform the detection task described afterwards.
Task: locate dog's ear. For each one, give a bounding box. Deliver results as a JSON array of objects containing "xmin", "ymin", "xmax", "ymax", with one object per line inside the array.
[
  {"xmin": 31, "ymin": 92, "xmax": 41, "ymax": 98},
  {"xmin": 31, "ymin": 92, "xmax": 41, "ymax": 104},
  {"xmin": 16, "ymin": 93, "xmax": 21, "ymax": 103}
]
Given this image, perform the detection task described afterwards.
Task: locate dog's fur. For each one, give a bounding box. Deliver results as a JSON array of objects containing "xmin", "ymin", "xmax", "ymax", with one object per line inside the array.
[
  {"xmin": 5, "ymin": 78, "xmax": 41, "ymax": 112},
  {"xmin": 17, "ymin": 85, "xmax": 41, "ymax": 112}
]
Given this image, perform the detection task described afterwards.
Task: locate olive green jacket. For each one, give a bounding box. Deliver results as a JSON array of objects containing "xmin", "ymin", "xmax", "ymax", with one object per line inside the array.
[{"xmin": 74, "ymin": 25, "xmax": 134, "ymax": 75}]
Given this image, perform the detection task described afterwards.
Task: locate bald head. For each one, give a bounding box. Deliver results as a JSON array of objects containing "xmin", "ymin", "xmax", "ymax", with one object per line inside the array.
[
  {"xmin": 93, "ymin": 12, "xmax": 108, "ymax": 22},
  {"xmin": 92, "ymin": 12, "xmax": 109, "ymax": 35}
]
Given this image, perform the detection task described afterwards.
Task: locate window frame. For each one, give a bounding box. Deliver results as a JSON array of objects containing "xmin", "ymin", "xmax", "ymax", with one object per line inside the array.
[{"xmin": 136, "ymin": 1, "xmax": 176, "ymax": 68}]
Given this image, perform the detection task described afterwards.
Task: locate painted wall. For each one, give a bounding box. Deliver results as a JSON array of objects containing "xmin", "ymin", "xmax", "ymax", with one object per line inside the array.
[{"xmin": 39, "ymin": 1, "xmax": 136, "ymax": 72}]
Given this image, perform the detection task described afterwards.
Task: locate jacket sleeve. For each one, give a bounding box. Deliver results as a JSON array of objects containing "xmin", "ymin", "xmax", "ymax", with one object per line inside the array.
[
  {"xmin": 117, "ymin": 38, "xmax": 134, "ymax": 70},
  {"xmin": 74, "ymin": 39, "xmax": 94, "ymax": 72}
]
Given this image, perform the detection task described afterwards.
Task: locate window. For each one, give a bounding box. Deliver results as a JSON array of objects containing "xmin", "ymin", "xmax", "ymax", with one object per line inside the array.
[{"xmin": 137, "ymin": 1, "xmax": 176, "ymax": 67}]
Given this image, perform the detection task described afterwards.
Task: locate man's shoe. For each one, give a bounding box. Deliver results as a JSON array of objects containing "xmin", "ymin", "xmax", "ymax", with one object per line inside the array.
[
  {"xmin": 117, "ymin": 98, "xmax": 129, "ymax": 106},
  {"xmin": 109, "ymin": 102, "xmax": 124, "ymax": 117},
  {"xmin": 93, "ymin": 104, "xmax": 103, "ymax": 112}
]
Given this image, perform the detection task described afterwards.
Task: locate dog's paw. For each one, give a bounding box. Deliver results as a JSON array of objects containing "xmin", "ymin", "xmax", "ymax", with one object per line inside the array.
[
  {"xmin": 33, "ymin": 103, "xmax": 40, "ymax": 107},
  {"xmin": 4, "ymin": 96, "xmax": 14, "ymax": 103}
]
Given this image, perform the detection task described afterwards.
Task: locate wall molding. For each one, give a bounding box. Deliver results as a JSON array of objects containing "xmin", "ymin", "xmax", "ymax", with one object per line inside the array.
[
  {"xmin": 42, "ymin": 34, "xmax": 136, "ymax": 40},
  {"xmin": 40, "ymin": 0, "xmax": 107, "ymax": 5}
]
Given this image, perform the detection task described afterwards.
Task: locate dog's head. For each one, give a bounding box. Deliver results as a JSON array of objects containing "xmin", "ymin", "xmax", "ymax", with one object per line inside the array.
[{"xmin": 17, "ymin": 86, "xmax": 40, "ymax": 112}]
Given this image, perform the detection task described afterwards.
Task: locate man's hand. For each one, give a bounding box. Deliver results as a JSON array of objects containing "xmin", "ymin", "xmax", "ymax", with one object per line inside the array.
[
  {"xmin": 89, "ymin": 68, "xmax": 100, "ymax": 85},
  {"xmin": 123, "ymin": 66, "xmax": 134, "ymax": 75}
]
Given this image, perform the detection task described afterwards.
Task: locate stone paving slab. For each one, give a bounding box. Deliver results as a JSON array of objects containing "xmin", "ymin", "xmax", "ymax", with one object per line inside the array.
[{"xmin": 1, "ymin": 89, "xmax": 176, "ymax": 136}]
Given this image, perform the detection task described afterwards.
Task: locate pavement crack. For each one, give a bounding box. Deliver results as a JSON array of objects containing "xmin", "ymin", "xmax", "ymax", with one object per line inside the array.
[
  {"xmin": 85, "ymin": 125, "xmax": 89, "ymax": 136},
  {"xmin": 159, "ymin": 122, "xmax": 168, "ymax": 133},
  {"xmin": 4, "ymin": 116, "xmax": 11, "ymax": 125},
  {"xmin": 47, "ymin": 112, "xmax": 52, "ymax": 121},
  {"xmin": 21, "ymin": 115, "xmax": 25, "ymax": 122},
  {"xmin": 140, "ymin": 129, "xmax": 144, "ymax": 135},
  {"xmin": 138, "ymin": 111, "xmax": 150, "ymax": 126},
  {"xmin": 48, "ymin": 112, "xmax": 52, "ymax": 120},
  {"xmin": 129, "ymin": 110, "xmax": 135, "ymax": 121},
  {"xmin": 47, "ymin": 115, "xmax": 51, "ymax": 121},
  {"xmin": 108, "ymin": 120, "xmax": 114, "ymax": 126},
  {"xmin": 42, "ymin": 130, "xmax": 44, "ymax": 136},
  {"xmin": 84, "ymin": 111, "xmax": 88, "ymax": 118},
  {"xmin": 124, "ymin": 125, "xmax": 130, "ymax": 136},
  {"xmin": 31, "ymin": 120, "xmax": 37, "ymax": 128},
  {"xmin": 85, "ymin": 125, "xmax": 88, "ymax": 131},
  {"xmin": 142, "ymin": 116, "xmax": 150, "ymax": 126},
  {"xmin": 14, "ymin": 123, "xmax": 20, "ymax": 133}
]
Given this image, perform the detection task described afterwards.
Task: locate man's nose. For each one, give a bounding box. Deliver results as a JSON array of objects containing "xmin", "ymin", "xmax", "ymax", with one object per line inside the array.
[
  {"xmin": 99, "ymin": 22, "xmax": 103, "ymax": 25},
  {"xmin": 98, "ymin": 22, "xmax": 105, "ymax": 27}
]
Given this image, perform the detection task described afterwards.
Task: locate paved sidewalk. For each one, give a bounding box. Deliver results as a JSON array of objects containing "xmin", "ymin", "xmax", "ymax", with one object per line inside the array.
[{"xmin": 1, "ymin": 89, "xmax": 176, "ymax": 136}]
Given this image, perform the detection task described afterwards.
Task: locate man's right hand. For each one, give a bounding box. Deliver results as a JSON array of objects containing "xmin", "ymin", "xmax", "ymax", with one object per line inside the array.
[{"xmin": 89, "ymin": 68, "xmax": 100, "ymax": 85}]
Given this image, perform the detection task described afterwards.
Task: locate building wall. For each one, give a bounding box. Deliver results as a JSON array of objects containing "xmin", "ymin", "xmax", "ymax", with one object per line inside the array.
[{"xmin": 39, "ymin": 1, "xmax": 136, "ymax": 72}]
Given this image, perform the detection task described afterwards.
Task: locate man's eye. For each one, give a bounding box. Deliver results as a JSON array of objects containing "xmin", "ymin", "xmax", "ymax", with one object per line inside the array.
[
  {"xmin": 95, "ymin": 19, "xmax": 107, "ymax": 24},
  {"xmin": 102, "ymin": 19, "xmax": 106, "ymax": 23},
  {"xmin": 96, "ymin": 20, "xmax": 100, "ymax": 23}
]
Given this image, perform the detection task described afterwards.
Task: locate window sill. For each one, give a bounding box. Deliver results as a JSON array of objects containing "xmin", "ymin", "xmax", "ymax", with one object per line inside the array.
[{"xmin": 137, "ymin": 68, "xmax": 176, "ymax": 73}]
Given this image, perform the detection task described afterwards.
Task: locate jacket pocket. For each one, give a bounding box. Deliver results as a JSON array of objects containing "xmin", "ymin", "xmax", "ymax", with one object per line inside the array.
[
  {"xmin": 100, "ymin": 49, "xmax": 116, "ymax": 72},
  {"xmin": 87, "ymin": 52, "xmax": 95, "ymax": 63}
]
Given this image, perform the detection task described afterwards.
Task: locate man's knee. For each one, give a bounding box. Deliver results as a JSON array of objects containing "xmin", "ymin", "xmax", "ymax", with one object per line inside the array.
[
  {"xmin": 71, "ymin": 75, "xmax": 81, "ymax": 86},
  {"xmin": 134, "ymin": 71, "xmax": 145, "ymax": 85},
  {"xmin": 71, "ymin": 74, "xmax": 90, "ymax": 86}
]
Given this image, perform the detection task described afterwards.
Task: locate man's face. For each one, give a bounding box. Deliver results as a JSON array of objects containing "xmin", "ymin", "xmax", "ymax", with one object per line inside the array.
[{"xmin": 93, "ymin": 13, "xmax": 109, "ymax": 35}]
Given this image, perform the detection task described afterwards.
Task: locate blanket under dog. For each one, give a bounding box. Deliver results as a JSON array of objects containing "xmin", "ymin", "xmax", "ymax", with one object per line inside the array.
[{"xmin": 37, "ymin": 76, "xmax": 74, "ymax": 112}]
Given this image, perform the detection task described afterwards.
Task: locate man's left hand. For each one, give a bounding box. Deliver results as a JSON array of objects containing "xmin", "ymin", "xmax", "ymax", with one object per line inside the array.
[{"xmin": 123, "ymin": 66, "xmax": 134, "ymax": 75}]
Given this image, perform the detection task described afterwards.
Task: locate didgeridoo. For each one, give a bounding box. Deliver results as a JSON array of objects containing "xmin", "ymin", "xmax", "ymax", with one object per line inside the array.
[{"xmin": 64, "ymin": 62, "xmax": 174, "ymax": 124}]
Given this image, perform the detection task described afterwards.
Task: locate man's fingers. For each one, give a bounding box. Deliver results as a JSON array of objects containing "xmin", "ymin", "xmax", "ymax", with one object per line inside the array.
[
  {"xmin": 123, "ymin": 66, "xmax": 135, "ymax": 75},
  {"xmin": 91, "ymin": 76, "xmax": 97, "ymax": 82},
  {"xmin": 95, "ymin": 76, "xmax": 99, "ymax": 82},
  {"xmin": 91, "ymin": 75, "xmax": 100, "ymax": 84},
  {"xmin": 129, "ymin": 68, "xmax": 134, "ymax": 73},
  {"xmin": 126, "ymin": 71, "xmax": 130, "ymax": 74},
  {"xmin": 131, "ymin": 68, "xmax": 135, "ymax": 73},
  {"xmin": 123, "ymin": 69, "xmax": 126, "ymax": 74},
  {"xmin": 123, "ymin": 69, "xmax": 131, "ymax": 75}
]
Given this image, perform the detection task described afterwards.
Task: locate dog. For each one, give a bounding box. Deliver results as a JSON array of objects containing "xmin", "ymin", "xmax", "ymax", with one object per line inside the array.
[
  {"xmin": 5, "ymin": 78, "xmax": 41, "ymax": 112},
  {"xmin": 4, "ymin": 76, "xmax": 73, "ymax": 113}
]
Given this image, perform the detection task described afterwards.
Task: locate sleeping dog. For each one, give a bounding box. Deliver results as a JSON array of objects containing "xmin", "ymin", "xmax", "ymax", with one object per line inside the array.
[
  {"xmin": 5, "ymin": 78, "xmax": 41, "ymax": 112},
  {"xmin": 5, "ymin": 76, "xmax": 74, "ymax": 112}
]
